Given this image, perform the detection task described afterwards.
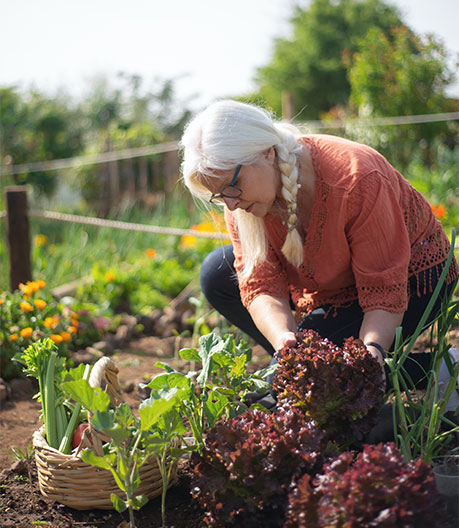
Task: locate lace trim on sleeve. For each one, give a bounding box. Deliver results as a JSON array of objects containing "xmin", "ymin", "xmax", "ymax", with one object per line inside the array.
[{"xmin": 357, "ymin": 282, "xmax": 408, "ymax": 313}]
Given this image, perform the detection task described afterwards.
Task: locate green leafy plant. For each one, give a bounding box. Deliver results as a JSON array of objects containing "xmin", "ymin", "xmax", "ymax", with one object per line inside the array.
[
  {"xmin": 142, "ymin": 332, "xmax": 277, "ymax": 452},
  {"xmin": 14, "ymin": 339, "xmax": 91, "ymax": 452},
  {"xmin": 387, "ymin": 229, "xmax": 459, "ymax": 463},
  {"xmin": 62, "ymin": 378, "xmax": 188, "ymax": 528}
]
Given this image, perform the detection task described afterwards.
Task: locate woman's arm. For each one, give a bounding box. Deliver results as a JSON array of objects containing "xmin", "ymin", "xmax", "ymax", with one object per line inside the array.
[
  {"xmin": 248, "ymin": 294, "xmax": 298, "ymax": 352},
  {"xmin": 359, "ymin": 309, "xmax": 404, "ymax": 368}
]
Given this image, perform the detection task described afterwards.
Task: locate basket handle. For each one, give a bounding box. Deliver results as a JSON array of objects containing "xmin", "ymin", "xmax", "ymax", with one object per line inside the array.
[
  {"xmin": 89, "ymin": 356, "xmax": 124, "ymax": 407},
  {"xmin": 75, "ymin": 357, "xmax": 124, "ymax": 457}
]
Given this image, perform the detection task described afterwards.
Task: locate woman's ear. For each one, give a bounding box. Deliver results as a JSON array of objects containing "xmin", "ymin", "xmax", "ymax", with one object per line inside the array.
[{"xmin": 264, "ymin": 146, "xmax": 276, "ymax": 164}]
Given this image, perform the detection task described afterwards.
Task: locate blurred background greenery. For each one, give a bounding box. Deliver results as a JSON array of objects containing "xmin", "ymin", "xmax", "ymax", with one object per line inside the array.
[{"xmin": 0, "ymin": 0, "xmax": 457, "ymax": 294}]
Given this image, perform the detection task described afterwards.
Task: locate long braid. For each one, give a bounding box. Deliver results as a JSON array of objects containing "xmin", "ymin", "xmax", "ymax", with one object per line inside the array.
[{"xmin": 275, "ymin": 131, "xmax": 303, "ymax": 267}]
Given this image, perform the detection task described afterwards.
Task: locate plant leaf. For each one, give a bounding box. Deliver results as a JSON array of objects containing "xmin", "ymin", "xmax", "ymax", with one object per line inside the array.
[
  {"xmin": 111, "ymin": 493, "xmax": 128, "ymax": 512},
  {"xmin": 61, "ymin": 379, "xmax": 110, "ymax": 412}
]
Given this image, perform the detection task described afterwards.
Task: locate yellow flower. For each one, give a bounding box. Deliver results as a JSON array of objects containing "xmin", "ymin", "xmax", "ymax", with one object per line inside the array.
[
  {"xmin": 60, "ymin": 331, "xmax": 71, "ymax": 342},
  {"xmin": 50, "ymin": 334, "xmax": 63, "ymax": 344},
  {"xmin": 105, "ymin": 271, "xmax": 115, "ymax": 282},
  {"xmin": 68, "ymin": 325, "xmax": 78, "ymax": 334},
  {"xmin": 146, "ymin": 248, "xmax": 157, "ymax": 259},
  {"xmin": 35, "ymin": 279, "xmax": 46, "ymax": 289},
  {"xmin": 10, "ymin": 333, "xmax": 18, "ymax": 342},
  {"xmin": 20, "ymin": 301, "xmax": 34, "ymax": 313},
  {"xmin": 34, "ymin": 299, "xmax": 47, "ymax": 310},
  {"xmin": 0, "ymin": 299, "xmax": 4, "ymax": 306},
  {"xmin": 179, "ymin": 234, "xmax": 197, "ymax": 248},
  {"xmin": 20, "ymin": 327, "xmax": 33, "ymax": 339},
  {"xmin": 35, "ymin": 234, "xmax": 48, "ymax": 247},
  {"xmin": 19, "ymin": 282, "xmax": 36, "ymax": 297},
  {"xmin": 44, "ymin": 316, "xmax": 59, "ymax": 329}
]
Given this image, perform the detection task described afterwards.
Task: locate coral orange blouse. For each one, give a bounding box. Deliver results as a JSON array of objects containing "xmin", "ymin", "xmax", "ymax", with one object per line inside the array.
[{"xmin": 225, "ymin": 135, "xmax": 458, "ymax": 321}]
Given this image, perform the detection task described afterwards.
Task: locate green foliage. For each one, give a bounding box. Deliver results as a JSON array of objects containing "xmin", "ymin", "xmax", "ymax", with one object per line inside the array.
[
  {"xmin": 346, "ymin": 25, "xmax": 457, "ymax": 168},
  {"xmin": 255, "ymin": 0, "xmax": 403, "ymax": 118},
  {"xmin": 142, "ymin": 333, "xmax": 277, "ymax": 452},
  {"xmin": 387, "ymin": 231, "xmax": 459, "ymax": 464},
  {"xmin": 0, "ymin": 87, "xmax": 85, "ymax": 196}
]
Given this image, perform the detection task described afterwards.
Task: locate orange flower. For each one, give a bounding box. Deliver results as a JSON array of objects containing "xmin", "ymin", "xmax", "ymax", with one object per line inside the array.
[
  {"xmin": 44, "ymin": 316, "xmax": 59, "ymax": 329},
  {"xmin": 431, "ymin": 203, "xmax": 446, "ymax": 220},
  {"xmin": 35, "ymin": 279, "xmax": 46, "ymax": 289},
  {"xmin": 146, "ymin": 248, "xmax": 157, "ymax": 259},
  {"xmin": 60, "ymin": 331, "xmax": 71, "ymax": 342},
  {"xmin": 20, "ymin": 327, "xmax": 33, "ymax": 339},
  {"xmin": 50, "ymin": 334, "xmax": 63, "ymax": 344},
  {"xmin": 105, "ymin": 271, "xmax": 115, "ymax": 282},
  {"xmin": 20, "ymin": 301, "xmax": 34, "ymax": 313},
  {"xmin": 10, "ymin": 333, "xmax": 18, "ymax": 342},
  {"xmin": 34, "ymin": 299, "xmax": 47, "ymax": 310},
  {"xmin": 68, "ymin": 325, "xmax": 78, "ymax": 334},
  {"xmin": 0, "ymin": 299, "xmax": 4, "ymax": 306}
]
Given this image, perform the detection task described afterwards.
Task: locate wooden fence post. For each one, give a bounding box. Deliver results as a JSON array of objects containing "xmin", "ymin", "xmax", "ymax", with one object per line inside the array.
[
  {"xmin": 5, "ymin": 186, "xmax": 32, "ymax": 291},
  {"xmin": 282, "ymin": 91, "xmax": 295, "ymax": 121}
]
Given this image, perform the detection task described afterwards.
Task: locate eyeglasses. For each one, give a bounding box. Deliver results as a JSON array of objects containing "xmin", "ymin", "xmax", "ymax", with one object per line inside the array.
[{"xmin": 209, "ymin": 165, "xmax": 243, "ymax": 205}]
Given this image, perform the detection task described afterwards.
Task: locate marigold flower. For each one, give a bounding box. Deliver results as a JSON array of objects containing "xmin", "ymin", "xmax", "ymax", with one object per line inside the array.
[
  {"xmin": 0, "ymin": 299, "xmax": 4, "ymax": 306},
  {"xmin": 35, "ymin": 234, "xmax": 48, "ymax": 247},
  {"xmin": 105, "ymin": 271, "xmax": 115, "ymax": 282},
  {"xmin": 60, "ymin": 331, "xmax": 71, "ymax": 342},
  {"xmin": 68, "ymin": 325, "xmax": 78, "ymax": 334},
  {"xmin": 180, "ymin": 234, "xmax": 197, "ymax": 248},
  {"xmin": 20, "ymin": 327, "xmax": 33, "ymax": 339},
  {"xmin": 20, "ymin": 301, "xmax": 34, "ymax": 313},
  {"xmin": 19, "ymin": 282, "xmax": 36, "ymax": 297},
  {"xmin": 431, "ymin": 203, "xmax": 446, "ymax": 220},
  {"xmin": 35, "ymin": 279, "xmax": 46, "ymax": 289},
  {"xmin": 10, "ymin": 333, "xmax": 18, "ymax": 341},
  {"xmin": 43, "ymin": 316, "xmax": 59, "ymax": 329},
  {"xmin": 146, "ymin": 248, "xmax": 157, "ymax": 259},
  {"xmin": 34, "ymin": 299, "xmax": 47, "ymax": 310},
  {"xmin": 50, "ymin": 334, "xmax": 63, "ymax": 344}
]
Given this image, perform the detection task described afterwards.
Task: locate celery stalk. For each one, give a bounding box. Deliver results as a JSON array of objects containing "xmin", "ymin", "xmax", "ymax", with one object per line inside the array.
[
  {"xmin": 59, "ymin": 364, "xmax": 91, "ymax": 453},
  {"xmin": 45, "ymin": 351, "xmax": 59, "ymax": 449}
]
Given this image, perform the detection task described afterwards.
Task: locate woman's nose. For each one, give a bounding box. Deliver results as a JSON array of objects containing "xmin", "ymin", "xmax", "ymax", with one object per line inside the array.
[{"xmin": 223, "ymin": 196, "xmax": 240, "ymax": 210}]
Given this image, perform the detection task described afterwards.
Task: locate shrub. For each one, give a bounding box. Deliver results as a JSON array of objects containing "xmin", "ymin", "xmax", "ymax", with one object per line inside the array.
[
  {"xmin": 191, "ymin": 406, "xmax": 325, "ymax": 527},
  {"xmin": 273, "ymin": 329, "xmax": 385, "ymax": 446},
  {"xmin": 285, "ymin": 442, "xmax": 447, "ymax": 528}
]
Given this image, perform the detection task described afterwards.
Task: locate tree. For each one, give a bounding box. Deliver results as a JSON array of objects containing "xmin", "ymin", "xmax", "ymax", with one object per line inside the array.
[
  {"xmin": 255, "ymin": 0, "xmax": 403, "ymax": 119},
  {"xmin": 346, "ymin": 25, "xmax": 457, "ymax": 167},
  {"xmin": 0, "ymin": 87, "xmax": 85, "ymax": 195}
]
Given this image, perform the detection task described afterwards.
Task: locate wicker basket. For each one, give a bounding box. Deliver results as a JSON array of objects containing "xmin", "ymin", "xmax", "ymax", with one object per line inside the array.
[{"xmin": 32, "ymin": 357, "xmax": 179, "ymax": 510}]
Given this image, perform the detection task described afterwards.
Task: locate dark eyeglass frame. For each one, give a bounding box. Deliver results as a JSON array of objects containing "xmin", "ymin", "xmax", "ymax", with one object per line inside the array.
[{"xmin": 209, "ymin": 165, "xmax": 242, "ymax": 204}]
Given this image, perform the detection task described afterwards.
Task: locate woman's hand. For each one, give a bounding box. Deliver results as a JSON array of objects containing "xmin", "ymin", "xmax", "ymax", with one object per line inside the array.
[
  {"xmin": 275, "ymin": 331, "xmax": 297, "ymax": 353},
  {"xmin": 248, "ymin": 295, "xmax": 297, "ymax": 354}
]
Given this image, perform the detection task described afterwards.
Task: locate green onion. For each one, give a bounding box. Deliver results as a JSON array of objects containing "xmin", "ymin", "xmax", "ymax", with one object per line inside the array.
[
  {"xmin": 44, "ymin": 351, "xmax": 59, "ymax": 449},
  {"xmin": 59, "ymin": 364, "xmax": 91, "ymax": 453}
]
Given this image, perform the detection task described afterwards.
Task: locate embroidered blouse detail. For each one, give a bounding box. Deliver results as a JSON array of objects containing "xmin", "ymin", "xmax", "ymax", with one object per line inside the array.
[{"xmin": 225, "ymin": 135, "xmax": 458, "ymax": 320}]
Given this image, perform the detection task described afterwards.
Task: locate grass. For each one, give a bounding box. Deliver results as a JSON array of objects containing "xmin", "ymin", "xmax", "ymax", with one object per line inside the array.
[{"xmin": 0, "ymin": 193, "xmax": 212, "ymax": 292}]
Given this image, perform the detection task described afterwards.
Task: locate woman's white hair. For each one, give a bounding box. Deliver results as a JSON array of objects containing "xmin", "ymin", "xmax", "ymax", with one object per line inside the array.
[{"xmin": 180, "ymin": 99, "xmax": 303, "ymax": 278}]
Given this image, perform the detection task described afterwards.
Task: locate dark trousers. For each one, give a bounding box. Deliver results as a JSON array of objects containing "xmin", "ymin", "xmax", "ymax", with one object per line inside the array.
[{"xmin": 200, "ymin": 244, "xmax": 456, "ymax": 389}]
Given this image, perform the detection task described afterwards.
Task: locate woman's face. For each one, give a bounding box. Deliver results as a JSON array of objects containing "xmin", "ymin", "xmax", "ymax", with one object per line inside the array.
[{"xmin": 203, "ymin": 148, "xmax": 281, "ymax": 217}]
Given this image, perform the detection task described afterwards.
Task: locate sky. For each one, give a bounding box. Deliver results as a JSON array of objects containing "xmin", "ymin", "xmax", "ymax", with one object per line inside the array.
[{"xmin": 2, "ymin": 0, "xmax": 458, "ymax": 111}]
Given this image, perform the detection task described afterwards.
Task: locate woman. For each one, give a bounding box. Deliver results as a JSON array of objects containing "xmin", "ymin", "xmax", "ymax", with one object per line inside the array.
[{"xmin": 180, "ymin": 99, "xmax": 458, "ymax": 395}]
